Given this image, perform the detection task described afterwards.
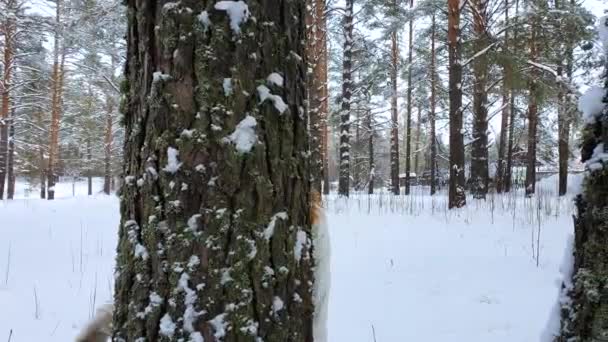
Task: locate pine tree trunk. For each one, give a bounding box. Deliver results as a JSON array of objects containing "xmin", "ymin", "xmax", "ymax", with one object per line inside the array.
[
  {"xmin": 47, "ymin": 0, "xmax": 64, "ymax": 201},
  {"xmin": 390, "ymin": 29, "xmax": 400, "ymax": 195},
  {"xmin": 430, "ymin": 12, "xmax": 437, "ymax": 196},
  {"xmin": 306, "ymin": 0, "xmax": 323, "ymax": 194},
  {"xmin": 505, "ymin": 89, "xmax": 516, "ymax": 192},
  {"xmin": 113, "ymin": 1, "xmax": 314, "ymax": 341},
  {"xmin": 318, "ymin": 0, "xmax": 330, "ymax": 196},
  {"xmin": 367, "ymin": 108, "xmax": 374, "ymax": 195},
  {"xmin": 36, "ymin": 110, "xmax": 46, "ymax": 199},
  {"xmin": 404, "ymin": 0, "xmax": 414, "ymax": 195},
  {"xmin": 6, "ymin": 113, "xmax": 15, "ymax": 199},
  {"xmin": 496, "ymin": 0, "xmax": 510, "ymax": 194},
  {"xmin": 525, "ymin": 10, "xmax": 539, "ymax": 197},
  {"xmin": 40, "ymin": 152, "xmax": 46, "ymax": 199},
  {"xmin": 87, "ymin": 137, "xmax": 93, "ymax": 195},
  {"xmin": 504, "ymin": 0, "xmax": 519, "ymax": 193},
  {"xmin": 558, "ymin": 28, "xmax": 608, "ymax": 339},
  {"xmin": 557, "ymin": 0, "xmax": 574, "ymax": 197},
  {"xmin": 414, "ymin": 106, "xmax": 421, "ymax": 176},
  {"xmin": 470, "ymin": 0, "xmax": 490, "ymax": 199},
  {"xmin": 448, "ymin": 0, "xmax": 466, "ymax": 208},
  {"xmin": 338, "ymin": 0, "xmax": 354, "ymax": 197},
  {"xmin": 0, "ymin": 14, "xmax": 14, "ymax": 200},
  {"xmin": 354, "ymin": 107, "xmax": 361, "ymax": 190},
  {"xmin": 104, "ymin": 96, "xmax": 114, "ymax": 195},
  {"xmin": 557, "ymin": 64, "xmax": 569, "ymax": 196}
]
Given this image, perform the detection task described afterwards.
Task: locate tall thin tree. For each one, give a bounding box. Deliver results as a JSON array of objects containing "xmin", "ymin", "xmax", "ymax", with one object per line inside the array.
[{"xmin": 448, "ymin": 0, "xmax": 466, "ymax": 208}]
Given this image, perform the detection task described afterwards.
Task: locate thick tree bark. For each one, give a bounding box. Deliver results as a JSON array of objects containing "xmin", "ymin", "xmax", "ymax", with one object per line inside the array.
[
  {"xmin": 317, "ymin": 0, "xmax": 330, "ymax": 196},
  {"xmin": 448, "ymin": 0, "xmax": 466, "ymax": 208},
  {"xmin": 496, "ymin": 0, "xmax": 510, "ymax": 194},
  {"xmin": 525, "ymin": 9, "xmax": 539, "ymax": 197},
  {"xmin": 338, "ymin": 0, "xmax": 354, "ymax": 197},
  {"xmin": 390, "ymin": 29, "xmax": 400, "ymax": 195},
  {"xmin": 404, "ymin": 0, "xmax": 414, "ymax": 195},
  {"xmin": 470, "ymin": 0, "xmax": 490, "ymax": 199},
  {"xmin": 113, "ymin": 1, "xmax": 314, "ymax": 341},
  {"xmin": 306, "ymin": 0, "xmax": 323, "ymax": 194},
  {"xmin": 558, "ymin": 34, "xmax": 608, "ymax": 339},
  {"xmin": 104, "ymin": 95, "xmax": 114, "ymax": 195},
  {"xmin": 0, "ymin": 11, "xmax": 15, "ymax": 200},
  {"xmin": 430, "ymin": 12, "xmax": 437, "ymax": 196}
]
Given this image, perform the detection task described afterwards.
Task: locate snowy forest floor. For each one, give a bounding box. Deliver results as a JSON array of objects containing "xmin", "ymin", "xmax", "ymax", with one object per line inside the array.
[{"xmin": 0, "ymin": 176, "xmax": 580, "ymax": 341}]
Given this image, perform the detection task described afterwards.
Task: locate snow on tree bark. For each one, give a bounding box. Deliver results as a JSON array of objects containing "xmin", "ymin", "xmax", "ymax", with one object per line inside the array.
[
  {"xmin": 504, "ymin": 0, "xmax": 520, "ymax": 194},
  {"xmin": 338, "ymin": 0, "xmax": 354, "ymax": 197},
  {"xmin": 430, "ymin": 11, "xmax": 437, "ymax": 196},
  {"xmin": 448, "ymin": 0, "xmax": 466, "ymax": 208},
  {"xmin": 404, "ymin": 0, "xmax": 414, "ymax": 195},
  {"xmin": 114, "ymin": 0, "xmax": 315, "ymax": 341},
  {"xmin": 558, "ymin": 17, "xmax": 608, "ymax": 339},
  {"xmin": 47, "ymin": 0, "xmax": 65, "ymax": 201},
  {"xmin": 496, "ymin": 0, "xmax": 510, "ymax": 194},
  {"xmin": 390, "ymin": 28, "xmax": 400, "ymax": 196},
  {"xmin": 470, "ymin": 0, "xmax": 490, "ymax": 199},
  {"xmin": 525, "ymin": 4, "xmax": 540, "ymax": 197},
  {"xmin": 306, "ymin": 0, "xmax": 328, "ymax": 196},
  {"xmin": 0, "ymin": 4, "xmax": 15, "ymax": 200}
]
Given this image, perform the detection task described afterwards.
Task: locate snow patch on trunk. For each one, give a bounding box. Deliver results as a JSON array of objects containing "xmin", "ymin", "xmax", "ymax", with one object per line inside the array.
[
  {"xmin": 225, "ymin": 115, "xmax": 257, "ymax": 154},
  {"xmin": 214, "ymin": 1, "xmax": 250, "ymax": 34},
  {"xmin": 163, "ymin": 147, "xmax": 181, "ymax": 173}
]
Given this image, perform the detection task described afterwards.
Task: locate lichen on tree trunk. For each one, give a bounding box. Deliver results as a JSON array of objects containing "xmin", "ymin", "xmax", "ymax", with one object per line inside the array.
[
  {"xmin": 114, "ymin": 1, "xmax": 314, "ymax": 341},
  {"xmin": 558, "ymin": 27, "xmax": 608, "ymax": 340}
]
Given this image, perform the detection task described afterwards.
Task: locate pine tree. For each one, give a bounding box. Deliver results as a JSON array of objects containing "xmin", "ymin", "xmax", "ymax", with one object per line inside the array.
[
  {"xmin": 404, "ymin": 0, "xmax": 414, "ymax": 195},
  {"xmin": 113, "ymin": 1, "xmax": 315, "ymax": 341},
  {"xmin": 448, "ymin": 0, "xmax": 466, "ymax": 208},
  {"xmin": 47, "ymin": 0, "xmax": 66, "ymax": 200},
  {"xmin": 469, "ymin": 0, "xmax": 490, "ymax": 199},
  {"xmin": 496, "ymin": 0, "xmax": 511, "ymax": 193},
  {"xmin": 338, "ymin": 0, "xmax": 354, "ymax": 197}
]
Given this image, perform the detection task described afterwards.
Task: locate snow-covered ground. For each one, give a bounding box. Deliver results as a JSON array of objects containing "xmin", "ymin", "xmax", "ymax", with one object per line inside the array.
[{"xmin": 0, "ymin": 177, "xmax": 579, "ymax": 341}]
